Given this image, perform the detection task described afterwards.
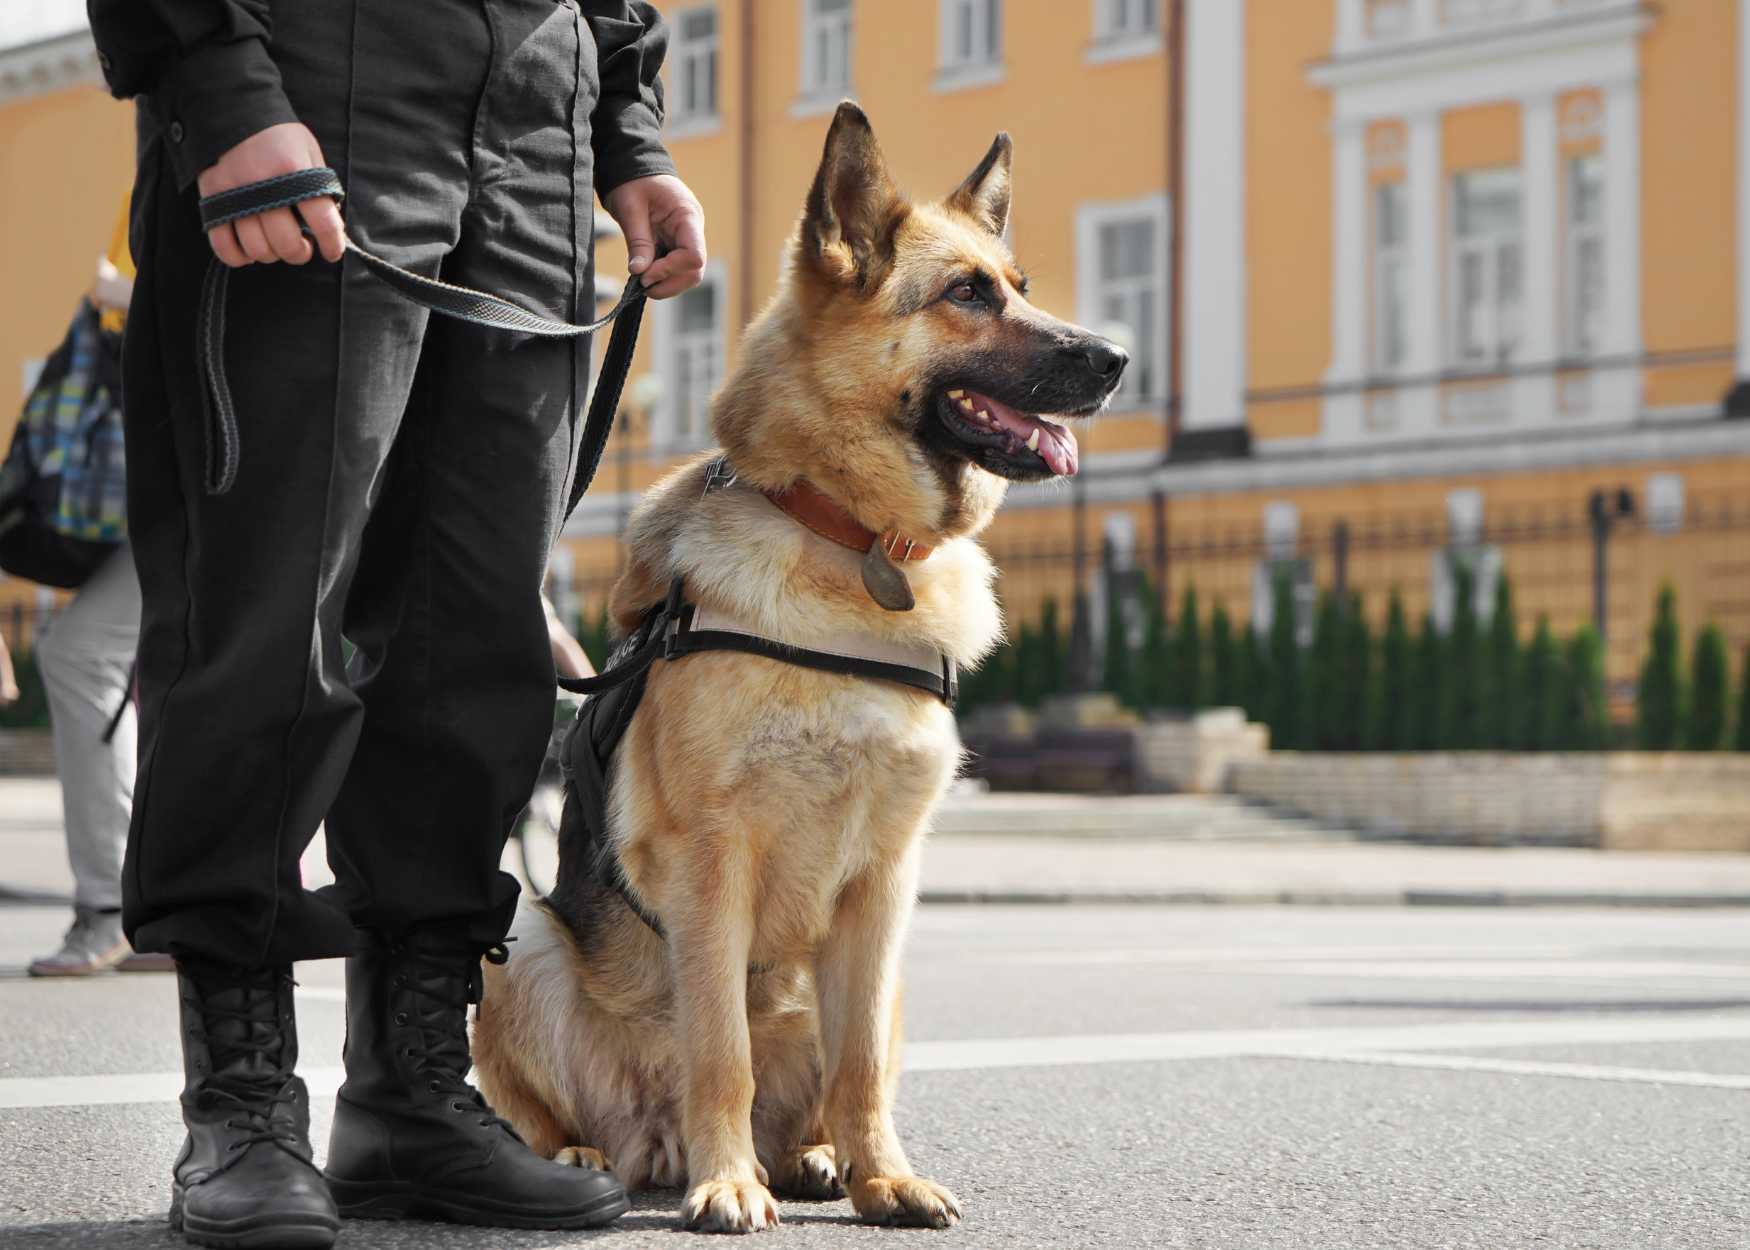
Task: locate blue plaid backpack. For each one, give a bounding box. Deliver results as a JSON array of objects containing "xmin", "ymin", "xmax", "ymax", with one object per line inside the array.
[{"xmin": 0, "ymin": 299, "xmax": 128, "ymax": 589}]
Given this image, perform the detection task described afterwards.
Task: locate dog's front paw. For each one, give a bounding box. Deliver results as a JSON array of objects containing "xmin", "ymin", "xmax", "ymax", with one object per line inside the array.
[
  {"xmin": 771, "ymin": 1144, "xmax": 843, "ymax": 1200},
  {"xmin": 849, "ymin": 1174, "xmax": 961, "ymax": 1229},
  {"xmin": 682, "ymin": 1178, "xmax": 781, "ymax": 1233},
  {"xmin": 553, "ymin": 1145, "xmax": 613, "ymax": 1172}
]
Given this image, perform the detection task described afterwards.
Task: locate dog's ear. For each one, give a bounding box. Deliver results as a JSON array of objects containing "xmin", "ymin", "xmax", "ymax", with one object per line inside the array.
[
  {"xmin": 947, "ymin": 133, "xmax": 1012, "ymax": 238},
  {"xmin": 802, "ymin": 102, "xmax": 905, "ymax": 287}
]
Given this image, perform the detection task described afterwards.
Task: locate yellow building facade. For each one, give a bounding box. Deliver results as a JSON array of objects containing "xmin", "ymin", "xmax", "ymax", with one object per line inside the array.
[{"xmin": 3, "ymin": 1, "xmax": 1748, "ymax": 701}]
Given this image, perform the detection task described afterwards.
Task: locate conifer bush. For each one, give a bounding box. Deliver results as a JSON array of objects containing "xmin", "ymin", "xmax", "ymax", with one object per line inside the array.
[
  {"xmin": 1209, "ymin": 601, "xmax": 1239, "ymax": 709},
  {"xmin": 1686, "ymin": 624, "xmax": 1729, "ymax": 750},
  {"xmin": 1560, "ymin": 626, "xmax": 1609, "ymax": 751},
  {"xmin": 1484, "ymin": 576, "xmax": 1519, "ymax": 749},
  {"xmin": 1167, "ymin": 586, "xmax": 1206, "ymax": 711},
  {"xmin": 1372, "ymin": 591, "xmax": 1412, "ymax": 750},
  {"xmin": 1736, "ymin": 644, "xmax": 1750, "ymax": 752},
  {"xmin": 1266, "ymin": 571, "xmax": 1303, "ymax": 749},
  {"xmin": 1636, "ymin": 584, "xmax": 1682, "ymax": 749}
]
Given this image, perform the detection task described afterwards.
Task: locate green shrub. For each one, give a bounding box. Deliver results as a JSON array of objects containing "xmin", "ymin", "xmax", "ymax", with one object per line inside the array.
[
  {"xmin": 1038, "ymin": 597, "xmax": 1066, "ymax": 702},
  {"xmin": 1519, "ymin": 616, "xmax": 1561, "ymax": 750},
  {"xmin": 1686, "ymin": 624, "xmax": 1729, "ymax": 750},
  {"xmin": 1636, "ymin": 583, "xmax": 1683, "ymax": 749},
  {"xmin": 1266, "ymin": 570, "xmax": 1304, "ymax": 749},
  {"xmin": 1166, "ymin": 586, "xmax": 1206, "ymax": 711},
  {"xmin": 1411, "ymin": 612, "xmax": 1445, "ymax": 750},
  {"xmin": 1445, "ymin": 562, "xmax": 1483, "ymax": 749},
  {"xmin": 1736, "ymin": 644, "xmax": 1750, "ymax": 752},
  {"xmin": 1371, "ymin": 591, "xmax": 1412, "ymax": 750},
  {"xmin": 1238, "ymin": 620, "xmax": 1268, "ymax": 725},
  {"xmin": 1137, "ymin": 581, "xmax": 1170, "ymax": 711},
  {"xmin": 1307, "ymin": 592, "xmax": 1345, "ymax": 750},
  {"xmin": 1337, "ymin": 592, "xmax": 1372, "ymax": 752},
  {"xmin": 1014, "ymin": 621, "xmax": 1044, "ymax": 707},
  {"xmin": 1558, "ymin": 625, "xmax": 1609, "ymax": 751},
  {"xmin": 1208, "ymin": 602, "xmax": 1238, "ymax": 708},
  {"xmin": 1484, "ymin": 575, "xmax": 1520, "ymax": 749}
]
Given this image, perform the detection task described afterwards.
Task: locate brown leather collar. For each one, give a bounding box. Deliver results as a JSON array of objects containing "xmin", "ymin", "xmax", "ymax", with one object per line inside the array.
[{"xmin": 763, "ymin": 480, "xmax": 933, "ymax": 562}]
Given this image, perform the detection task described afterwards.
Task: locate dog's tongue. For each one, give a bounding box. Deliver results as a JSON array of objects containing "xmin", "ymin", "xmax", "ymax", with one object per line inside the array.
[{"xmin": 968, "ymin": 392, "xmax": 1080, "ymax": 477}]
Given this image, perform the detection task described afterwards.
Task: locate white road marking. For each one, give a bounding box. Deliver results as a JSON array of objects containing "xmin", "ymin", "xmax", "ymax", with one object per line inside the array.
[
  {"xmin": 8, "ymin": 1014, "xmax": 1748, "ymax": 1109},
  {"xmin": 1278, "ymin": 1050, "xmax": 1750, "ymax": 1091}
]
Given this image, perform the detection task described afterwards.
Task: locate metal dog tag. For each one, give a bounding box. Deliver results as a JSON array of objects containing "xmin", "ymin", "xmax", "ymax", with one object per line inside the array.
[{"xmin": 862, "ymin": 539, "xmax": 916, "ymax": 612}]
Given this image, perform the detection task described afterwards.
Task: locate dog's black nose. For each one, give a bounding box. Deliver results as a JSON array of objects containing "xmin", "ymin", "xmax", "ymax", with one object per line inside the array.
[{"xmin": 1083, "ymin": 339, "xmax": 1128, "ymax": 381}]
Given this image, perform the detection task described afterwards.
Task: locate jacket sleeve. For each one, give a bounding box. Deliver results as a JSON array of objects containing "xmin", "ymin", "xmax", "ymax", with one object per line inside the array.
[
  {"xmin": 581, "ymin": 1, "xmax": 678, "ymax": 197},
  {"xmin": 87, "ymin": 0, "xmax": 299, "ymax": 191}
]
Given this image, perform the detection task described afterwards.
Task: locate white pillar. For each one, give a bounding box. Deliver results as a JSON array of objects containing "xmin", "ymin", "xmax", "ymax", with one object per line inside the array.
[
  {"xmin": 1739, "ymin": 0, "xmax": 1750, "ymax": 378},
  {"xmin": 1404, "ymin": 107, "xmax": 1444, "ymax": 432},
  {"xmin": 1335, "ymin": 0, "xmax": 1367, "ymax": 53},
  {"xmin": 1602, "ymin": 77, "xmax": 1643, "ymax": 417},
  {"xmin": 1519, "ymin": 91, "xmax": 1559, "ymax": 424},
  {"xmin": 1407, "ymin": 0, "xmax": 1439, "ymax": 39},
  {"xmin": 1322, "ymin": 118, "xmax": 1368, "ymax": 442},
  {"xmin": 1181, "ymin": 0, "xmax": 1247, "ymax": 442}
]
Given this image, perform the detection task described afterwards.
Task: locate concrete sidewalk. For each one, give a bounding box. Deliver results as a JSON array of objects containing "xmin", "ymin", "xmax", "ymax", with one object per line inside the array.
[{"xmin": 6, "ymin": 776, "xmax": 1750, "ymax": 908}]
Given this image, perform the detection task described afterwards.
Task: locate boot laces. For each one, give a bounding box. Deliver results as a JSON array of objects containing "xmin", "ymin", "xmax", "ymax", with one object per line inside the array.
[
  {"xmin": 397, "ymin": 942, "xmax": 521, "ymax": 1138},
  {"xmin": 188, "ymin": 966, "xmax": 303, "ymax": 1153}
]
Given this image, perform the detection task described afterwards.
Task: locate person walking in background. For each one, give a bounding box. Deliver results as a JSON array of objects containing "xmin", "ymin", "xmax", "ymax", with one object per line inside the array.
[
  {"xmin": 89, "ymin": 0, "xmax": 705, "ymax": 1243},
  {"xmin": 9, "ymin": 206, "xmax": 165, "ymax": 977}
]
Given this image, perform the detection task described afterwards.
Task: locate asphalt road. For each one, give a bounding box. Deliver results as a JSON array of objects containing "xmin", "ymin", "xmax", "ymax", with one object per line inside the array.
[{"xmin": 3, "ymin": 902, "xmax": 1748, "ymax": 1249}]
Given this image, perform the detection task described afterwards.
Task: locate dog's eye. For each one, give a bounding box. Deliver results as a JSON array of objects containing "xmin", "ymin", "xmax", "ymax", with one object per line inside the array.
[{"xmin": 947, "ymin": 283, "xmax": 981, "ymax": 306}]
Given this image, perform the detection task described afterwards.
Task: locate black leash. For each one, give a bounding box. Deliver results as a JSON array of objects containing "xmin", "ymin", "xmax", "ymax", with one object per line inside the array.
[{"xmin": 194, "ymin": 167, "xmax": 646, "ymax": 517}]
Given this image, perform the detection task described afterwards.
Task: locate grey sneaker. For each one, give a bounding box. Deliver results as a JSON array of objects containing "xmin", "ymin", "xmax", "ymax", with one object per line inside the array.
[{"xmin": 28, "ymin": 907, "xmax": 130, "ymax": 977}]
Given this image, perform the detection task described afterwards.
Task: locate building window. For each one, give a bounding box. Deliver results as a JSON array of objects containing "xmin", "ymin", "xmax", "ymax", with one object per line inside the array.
[
  {"xmin": 666, "ymin": 276, "xmax": 723, "ymax": 445},
  {"xmin": 669, "ymin": 7, "xmax": 718, "ymax": 127},
  {"xmin": 939, "ymin": 0, "xmax": 1002, "ymax": 71},
  {"xmin": 1372, "ymin": 182, "xmax": 1409, "ymax": 374},
  {"xmin": 1094, "ymin": 0, "xmax": 1157, "ymax": 40},
  {"xmin": 1564, "ymin": 154, "xmax": 1605, "ymax": 358},
  {"xmin": 1450, "ymin": 168, "xmax": 1523, "ymax": 368},
  {"xmin": 1078, "ymin": 198, "xmax": 1169, "ymax": 408},
  {"xmin": 801, "ymin": 0, "xmax": 853, "ymax": 98}
]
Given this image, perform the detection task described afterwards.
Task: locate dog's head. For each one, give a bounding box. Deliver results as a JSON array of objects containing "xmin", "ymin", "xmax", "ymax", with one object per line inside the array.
[{"xmin": 717, "ymin": 104, "xmax": 1127, "ymax": 541}]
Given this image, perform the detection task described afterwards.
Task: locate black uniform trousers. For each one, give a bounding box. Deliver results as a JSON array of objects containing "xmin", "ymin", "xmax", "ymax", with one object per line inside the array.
[{"xmin": 122, "ymin": 0, "xmax": 602, "ymax": 965}]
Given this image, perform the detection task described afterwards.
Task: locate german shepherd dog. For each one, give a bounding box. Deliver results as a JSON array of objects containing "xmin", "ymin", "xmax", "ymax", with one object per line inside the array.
[{"xmin": 472, "ymin": 103, "xmax": 1126, "ymax": 1234}]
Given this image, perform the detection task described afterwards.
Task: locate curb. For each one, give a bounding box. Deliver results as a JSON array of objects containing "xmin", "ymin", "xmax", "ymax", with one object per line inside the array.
[
  {"xmin": 0, "ymin": 885, "xmax": 72, "ymax": 907},
  {"xmin": 919, "ymin": 889, "xmax": 1750, "ymax": 908}
]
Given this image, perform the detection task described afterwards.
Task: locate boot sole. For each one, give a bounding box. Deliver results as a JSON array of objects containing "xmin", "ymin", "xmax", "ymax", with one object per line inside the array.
[
  {"xmin": 170, "ymin": 1186, "xmax": 340, "ymax": 1250},
  {"xmin": 327, "ymin": 1176, "xmax": 630, "ymax": 1230}
]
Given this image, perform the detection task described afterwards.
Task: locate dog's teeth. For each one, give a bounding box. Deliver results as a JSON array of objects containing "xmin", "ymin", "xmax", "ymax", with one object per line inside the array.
[
  {"xmin": 1026, "ymin": 429, "xmax": 1040, "ymax": 452},
  {"xmin": 948, "ymin": 389, "xmax": 965, "ymax": 399},
  {"xmin": 958, "ymin": 397, "xmax": 975, "ymax": 412}
]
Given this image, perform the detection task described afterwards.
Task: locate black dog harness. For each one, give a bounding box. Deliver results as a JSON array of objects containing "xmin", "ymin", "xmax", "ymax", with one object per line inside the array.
[{"xmin": 561, "ymin": 577, "xmax": 957, "ymax": 940}]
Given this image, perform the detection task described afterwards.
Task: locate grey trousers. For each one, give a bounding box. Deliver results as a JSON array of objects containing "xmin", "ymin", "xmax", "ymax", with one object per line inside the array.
[{"xmin": 38, "ymin": 545, "xmax": 140, "ymax": 912}]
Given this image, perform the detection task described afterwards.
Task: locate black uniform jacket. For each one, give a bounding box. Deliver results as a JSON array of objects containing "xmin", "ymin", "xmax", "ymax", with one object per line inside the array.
[{"xmin": 86, "ymin": 0, "xmax": 676, "ymax": 194}]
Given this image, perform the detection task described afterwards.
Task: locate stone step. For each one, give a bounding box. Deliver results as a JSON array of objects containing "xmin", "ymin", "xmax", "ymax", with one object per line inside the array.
[{"xmin": 932, "ymin": 791, "xmax": 1353, "ymax": 843}]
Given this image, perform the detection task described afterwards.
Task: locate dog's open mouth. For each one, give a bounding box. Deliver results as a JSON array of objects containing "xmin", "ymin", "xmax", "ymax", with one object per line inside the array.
[{"xmin": 936, "ymin": 389, "xmax": 1081, "ymax": 478}]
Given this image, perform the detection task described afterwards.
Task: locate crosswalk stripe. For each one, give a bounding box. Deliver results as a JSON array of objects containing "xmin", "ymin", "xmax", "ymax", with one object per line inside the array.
[{"xmin": 5, "ymin": 1012, "xmax": 1749, "ymax": 1109}]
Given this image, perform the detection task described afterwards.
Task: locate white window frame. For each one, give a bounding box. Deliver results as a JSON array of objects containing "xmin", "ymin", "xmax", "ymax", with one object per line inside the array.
[
  {"xmin": 666, "ymin": 5, "xmax": 720, "ymax": 138},
  {"xmin": 799, "ymin": 0, "xmax": 854, "ymax": 106},
  {"xmin": 1371, "ymin": 180, "xmax": 1409, "ymax": 375},
  {"xmin": 1366, "ymin": 0, "xmax": 1412, "ymax": 38},
  {"xmin": 1442, "ymin": 0, "xmax": 1526, "ymax": 27},
  {"xmin": 1562, "ymin": 152, "xmax": 1605, "ymax": 360},
  {"xmin": 1076, "ymin": 194, "xmax": 1171, "ymax": 413},
  {"xmin": 654, "ymin": 262, "xmax": 728, "ymax": 449},
  {"xmin": 935, "ymin": 0, "xmax": 1004, "ymax": 91},
  {"xmin": 1087, "ymin": 0, "xmax": 1160, "ymax": 64},
  {"xmin": 1448, "ymin": 167, "xmax": 1524, "ymax": 370}
]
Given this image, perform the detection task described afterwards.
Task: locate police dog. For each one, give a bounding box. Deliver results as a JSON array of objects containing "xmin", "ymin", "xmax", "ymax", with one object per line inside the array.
[{"xmin": 472, "ymin": 103, "xmax": 1125, "ymax": 1234}]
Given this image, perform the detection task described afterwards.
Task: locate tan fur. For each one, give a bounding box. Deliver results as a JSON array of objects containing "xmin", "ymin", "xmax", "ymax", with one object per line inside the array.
[{"xmin": 473, "ymin": 106, "xmax": 1095, "ymax": 1235}]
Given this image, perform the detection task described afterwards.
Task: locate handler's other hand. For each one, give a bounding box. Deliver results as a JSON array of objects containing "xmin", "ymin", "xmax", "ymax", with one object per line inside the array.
[
  {"xmin": 604, "ymin": 174, "xmax": 706, "ymax": 299},
  {"xmin": 196, "ymin": 122, "xmax": 346, "ymax": 269}
]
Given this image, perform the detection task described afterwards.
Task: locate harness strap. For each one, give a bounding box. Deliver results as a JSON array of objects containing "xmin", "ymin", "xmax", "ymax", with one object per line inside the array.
[{"xmin": 194, "ymin": 168, "xmax": 646, "ymax": 507}]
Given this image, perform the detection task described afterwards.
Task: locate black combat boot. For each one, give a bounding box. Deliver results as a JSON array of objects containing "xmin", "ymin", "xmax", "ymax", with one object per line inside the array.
[
  {"xmin": 170, "ymin": 960, "xmax": 339, "ymax": 1249},
  {"xmin": 324, "ymin": 934, "xmax": 628, "ymax": 1229}
]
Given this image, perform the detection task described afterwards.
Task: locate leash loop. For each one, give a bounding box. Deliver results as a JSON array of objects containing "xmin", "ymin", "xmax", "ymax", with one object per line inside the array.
[{"xmin": 193, "ymin": 167, "xmax": 646, "ymax": 508}]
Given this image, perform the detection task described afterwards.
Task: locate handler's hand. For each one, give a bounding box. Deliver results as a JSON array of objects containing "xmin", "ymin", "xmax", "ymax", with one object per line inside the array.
[
  {"xmin": 196, "ymin": 122, "xmax": 346, "ymax": 269},
  {"xmin": 603, "ymin": 174, "xmax": 706, "ymax": 299}
]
